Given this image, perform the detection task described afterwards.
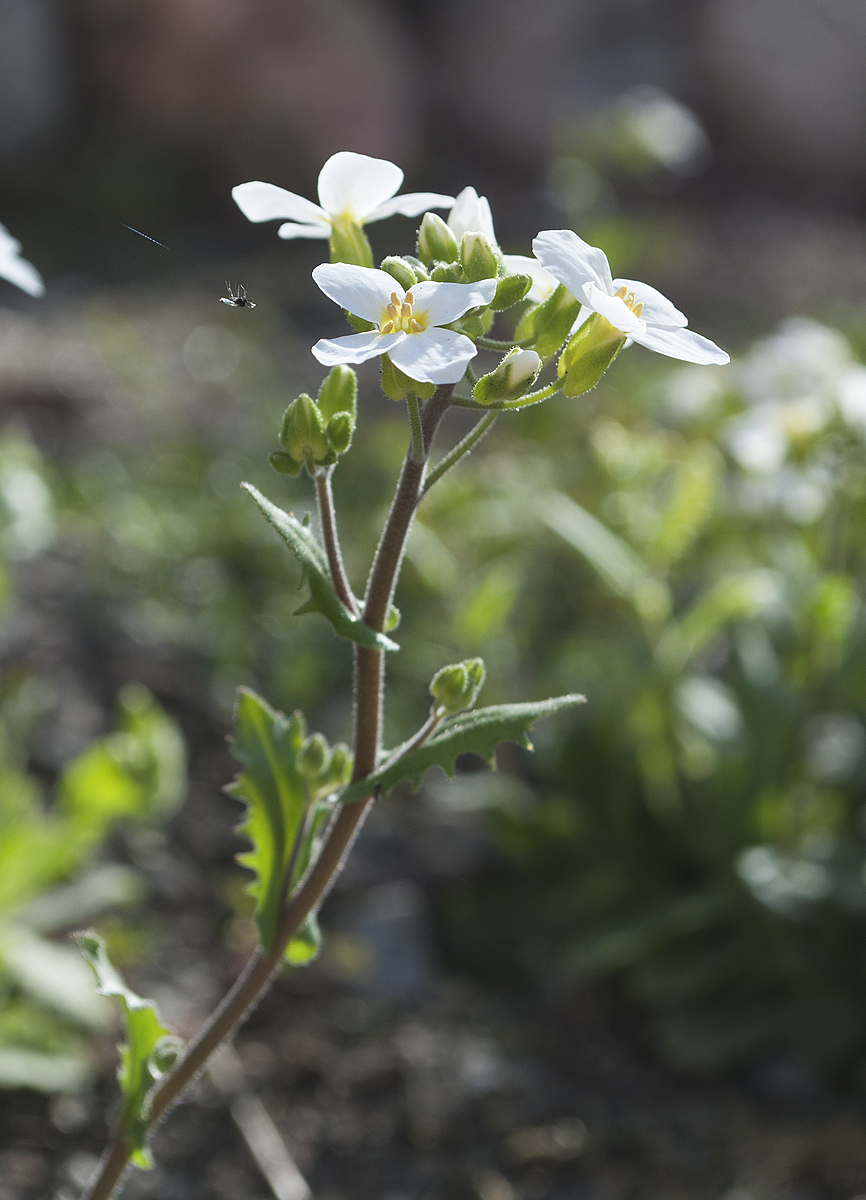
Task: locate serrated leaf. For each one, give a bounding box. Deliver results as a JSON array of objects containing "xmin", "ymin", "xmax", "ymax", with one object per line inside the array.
[
  {"xmin": 228, "ymin": 689, "xmax": 315, "ymax": 950},
  {"xmin": 242, "ymin": 483, "xmax": 398, "ymax": 652},
  {"xmin": 339, "ymin": 694, "xmax": 586, "ymax": 804},
  {"xmin": 286, "ymin": 914, "xmax": 321, "ymax": 965},
  {"xmin": 76, "ymin": 932, "xmax": 175, "ymax": 1168}
]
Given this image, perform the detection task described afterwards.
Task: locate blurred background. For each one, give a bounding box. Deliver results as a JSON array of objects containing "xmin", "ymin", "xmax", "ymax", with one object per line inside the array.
[{"xmin": 6, "ymin": 2, "xmax": 866, "ymax": 1199}]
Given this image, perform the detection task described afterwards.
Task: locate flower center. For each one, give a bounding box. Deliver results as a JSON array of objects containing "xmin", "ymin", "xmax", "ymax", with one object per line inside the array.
[
  {"xmin": 613, "ymin": 285, "xmax": 644, "ymax": 319},
  {"xmin": 379, "ymin": 291, "xmax": 425, "ymax": 335}
]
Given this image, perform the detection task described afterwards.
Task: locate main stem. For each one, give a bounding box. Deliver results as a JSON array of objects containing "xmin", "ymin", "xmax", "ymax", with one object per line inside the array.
[{"xmin": 83, "ymin": 385, "xmax": 453, "ymax": 1200}]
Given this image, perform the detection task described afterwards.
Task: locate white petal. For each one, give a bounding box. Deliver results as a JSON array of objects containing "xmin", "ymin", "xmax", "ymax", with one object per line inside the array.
[
  {"xmin": 278, "ymin": 222, "xmax": 331, "ymax": 240},
  {"xmin": 410, "ymin": 278, "xmax": 497, "ymax": 326},
  {"xmin": 365, "ymin": 192, "xmax": 455, "ymax": 223},
  {"xmin": 388, "ymin": 328, "xmax": 478, "ymax": 385},
  {"xmin": 612, "ymin": 278, "xmax": 687, "ymax": 328},
  {"xmin": 317, "ymin": 152, "xmax": 403, "ymax": 220},
  {"xmin": 0, "ymin": 232, "xmax": 44, "ymax": 297},
  {"xmin": 582, "ymin": 282, "xmax": 643, "ymax": 334},
  {"xmin": 312, "ymin": 263, "xmax": 400, "ymax": 322},
  {"xmin": 533, "ymin": 229, "xmax": 613, "ymax": 298},
  {"xmin": 630, "ymin": 324, "xmax": 730, "ymax": 365},
  {"xmin": 232, "ymin": 181, "xmax": 327, "ymax": 227},
  {"xmin": 312, "ymin": 330, "xmax": 405, "ymax": 367},
  {"xmin": 447, "ymin": 187, "xmax": 496, "ymax": 241},
  {"xmin": 503, "ymin": 254, "xmax": 558, "ymax": 303}
]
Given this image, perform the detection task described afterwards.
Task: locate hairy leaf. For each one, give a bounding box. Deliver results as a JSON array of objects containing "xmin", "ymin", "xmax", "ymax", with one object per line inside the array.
[
  {"xmin": 76, "ymin": 932, "xmax": 177, "ymax": 1168},
  {"xmin": 242, "ymin": 483, "xmax": 398, "ymax": 652},
  {"xmin": 339, "ymin": 694, "xmax": 586, "ymax": 804},
  {"xmin": 228, "ymin": 689, "xmax": 316, "ymax": 950}
]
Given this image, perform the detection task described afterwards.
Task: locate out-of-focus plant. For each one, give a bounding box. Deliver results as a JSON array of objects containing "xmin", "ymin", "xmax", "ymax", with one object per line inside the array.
[
  {"xmin": 72, "ymin": 151, "xmax": 725, "ymax": 1199},
  {"xmin": 438, "ymin": 316, "xmax": 866, "ymax": 1074}
]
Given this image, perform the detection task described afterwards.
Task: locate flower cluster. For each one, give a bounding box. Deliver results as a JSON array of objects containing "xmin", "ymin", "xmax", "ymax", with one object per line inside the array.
[{"xmin": 233, "ymin": 150, "xmax": 728, "ymax": 407}]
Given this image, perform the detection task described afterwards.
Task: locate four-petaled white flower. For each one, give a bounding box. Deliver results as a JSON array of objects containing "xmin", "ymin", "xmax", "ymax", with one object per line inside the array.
[
  {"xmin": 0, "ymin": 223, "xmax": 44, "ymax": 296},
  {"xmin": 232, "ymin": 151, "xmax": 454, "ymax": 241},
  {"xmin": 311, "ymin": 263, "xmax": 496, "ymax": 385},
  {"xmin": 446, "ymin": 186, "xmax": 557, "ymax": 303},
  {"xmin": 533, "ymin": 229, "xmax": 729, "ymax": 365}
]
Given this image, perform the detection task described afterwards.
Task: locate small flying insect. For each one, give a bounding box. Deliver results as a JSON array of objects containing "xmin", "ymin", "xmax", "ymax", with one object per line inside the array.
[{"xmin": 220, "ymin": 282, "xmax": 256, "ymax": 309}]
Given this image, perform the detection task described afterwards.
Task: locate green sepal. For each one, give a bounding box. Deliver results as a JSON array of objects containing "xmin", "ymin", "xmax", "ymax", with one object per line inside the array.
[
  {"xmin": 75, "ymin": 932, "xmax": 177, "ymax": 1168},
  {"xmin": 557, "ymin": 314, "xmax": 627, "ymax": 396},
  {"xmin": 491, "ymin": 274, "xmax": 532, "ymax": 311},
  {"xmin": 242, "ymin": 483, "xmax": 399, "ymax": 652},
  {"xmin": 380, "ymin": 256, "xmax": 420, "ymax": 290},
  {"xmin": 227, "ymin": 690, "xmax": 309, "ymax": 949},
  {"xmin": 346, "ymin": 312, "xmax": 376, "ymax": 333},
  {"xmin": 417, "ymin": 212, "xmax": 460, "ymax": 265},
  {"xmin": 286, "ymin": 914, "xmax": 321, "ymax": 965},
  {"xmin": 339, "ymin": 694, "xmax": 586, "ymax": 803},
  {"xmin": 430, "ymin": 264, "xmax": 461, "ymax": 284},
  {"xmin": 532, "ymin": 284, "xmax": 582, "ymax": 359},
  {"xmin": 329, "ymin": 218, "xmax": 373, "ymax": 268},
  {"xmin": 270, "ymin": 450, "xmax": 302, "ymax": 477},
  {"xmin": 380, "ymin": 356, "xmax": 435, "ymax": 402},
  {"xmin": 317, "ymin": 365, "xmax": 358, "ymax": 424}
]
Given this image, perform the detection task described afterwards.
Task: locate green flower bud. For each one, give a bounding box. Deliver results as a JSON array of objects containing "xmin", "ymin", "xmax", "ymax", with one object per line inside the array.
[
  {"xmin": 429, "ymin": 657, "xmax": 486, "ymax": 715},
  {"xmin": 473, "ymin": 349, "xmax": 541, "ymax": 404},
  {"xmin": 281, "ymin": 394, "xmax": 329, "ymax": 465},
  {"xmin": 557, "ymin": 313, "xmax": 627, "ymax": 396},
  {"xmin": 270, "ymin": 449, "xmax": 302, "ymax": 476},
  {"xmin": 321, "ymin": 742, "xmax": 352, "ymax": 791},
  {"xmin": 491, "ymin": 273, "xmax": 532, "ymax": 311},
  {"xmin": 385, "ymin": 604, "xmax": 401, "ymax": 632},
  {"xmin": 297, "ymin": 733, "xmax": 329, "ymax": 779},
  {"xmin": 380, "ymin": 255, "xmax": 419, "ymax": 291},
  {"xmin": 450, "ymin": 313, "xmax": 486, "ymax": 341},
  {"xmin": 532, "ymin": 283, "xmax": 582, "ymax": 359},
  {"xmin": 326, "ymin": 412, "xmax": 354, "ymax": 455},
  {"xmin": 318, "ymin": 365, "xmax": 358, "ymax": 424},
  {"xmin": 460, "ymin": 231, "xmax": 501, "ymax": 282},
  {"xmin": 401, "ymin": 255, "xmax": 430, "ymax": 281},
  {"xmin": 418, "ymin": 212, "xmax": 460, "ymax": 265},
  {"xmin": 329, "ymin": 216, "xmax": 373, "ymax": 268},
  {"xmin": 430, "ymin": 263, "xmax": 461, "ymax": 284},
  {"xmin": 150, "ymin": 1036, "xmax": 184, "ymax": 1076}
]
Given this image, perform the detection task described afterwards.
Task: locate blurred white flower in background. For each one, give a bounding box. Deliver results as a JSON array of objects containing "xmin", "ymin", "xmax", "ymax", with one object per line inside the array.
[{"xmin": 0, "ymin": 223, "xmax": 44, "ymax": 296}]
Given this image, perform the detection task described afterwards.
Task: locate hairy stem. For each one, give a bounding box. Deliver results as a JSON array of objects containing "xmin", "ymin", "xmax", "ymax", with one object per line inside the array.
[
  {"xmin": 82, "ymin": 385, "xmax": 453, "ymax": 1200},
  {"xmin": 423, "ymin": 411, "xmax": 498, "ymax": 495},
  {"xmin": 477, "ymin": 335, "xmax": 533, "ymax": 351},
  {"xmin": 315, "ymin": 466, "xmax": 357, "ymax": 616},
  {"xmin": 450, "ymin": 381, "xmax": 562, "ymax": 411}
]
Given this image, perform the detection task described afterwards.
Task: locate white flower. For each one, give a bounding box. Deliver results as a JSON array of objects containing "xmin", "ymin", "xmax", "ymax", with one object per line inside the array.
[
  {"xmin": 0, "ymin": 224, "xmax": 44, "ymax": 297},
  {"xmin": 311, "ymin": 263, "xmax": 496, "ymax": 385},
  {"xmin": 447, "ymin": 186, "xmax": 557, "ymax": 303},
  {"xmin": 232, "ymin": 151, "xmax": 453, "ymax": 241},
  {"xmin": 533, "ymin": 229, "xmax": 729, "ymax": 366}
]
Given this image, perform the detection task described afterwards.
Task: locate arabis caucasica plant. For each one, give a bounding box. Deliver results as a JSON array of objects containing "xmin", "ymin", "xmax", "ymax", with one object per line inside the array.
[{"xmin": 79, "ymin": 152, "xmax": 728, "ymax": 1200}]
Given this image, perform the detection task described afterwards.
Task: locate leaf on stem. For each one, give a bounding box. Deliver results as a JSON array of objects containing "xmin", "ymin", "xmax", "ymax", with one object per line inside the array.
[
  {"xmin": 339, "ymin": 694, "xmax": 586, "ymax": 803},
  {"xmin": 75, "ymin": 932, "xmax": 178, "ymax": 1169},
  {"xmin": 242, "ymin": 483, "xmax": 399, "ymax": 652},
  {"xmin": 229, "ymin": 689, "xmax": 331, "ymax": 954}
]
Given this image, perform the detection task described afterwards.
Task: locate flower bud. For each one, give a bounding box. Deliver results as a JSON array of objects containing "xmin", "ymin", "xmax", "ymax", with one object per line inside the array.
[
  {"xmin": 281, "ymin": 394, "xmax": 329, "ymax": 465},
  {"xmin": 491, "ymin": 273, "xmax": 532, "ymax": 311},
  {"xmin": 430, "ymin": 263, "xmax": 461, "ymax": 284},
  {"xmin": 297, "ymin": 732, "xmax": 329, "ymax": 779},
  {"xmin": 557, "ymin": 313, "xmax": 627, "ymax": 396},
  {"xmin": 380, "ymin": 255, "xmax": 419, "ymax": 291},
  {"xmin": 532, "ymin": 283, "xmax": 582, "ymax": 359},
  {"xmin": 317, "ymin": 364, "xmax": 358, "ymax": 424},
  {"xmin": 460, "ymin": 231, "xmax": 500, "ymax": 282},
  {"xmin": 418, "ymin": 212, "xmax": 460, "ymax": 265},
  {"xmin": 473, "ymin": 349, "xmax": 541, "ymax": 404},
  {"xmin": 321, "ymin": 742, "xmax": 352, "ymax": 791},
  {"xmin": 150, "ymin": 1036, "xmax": 184, "ymax": 1076},
  {"xmin": 429, "ymin": 657, "xmax": 486, "ymax": 715},
  {"xmin": 270, "ymin": 449, "xmax": 302, "ymax": 476},
  {"xmin": 326, "ymin": 412, "xmax": 354, "ymax": 455},
  {"xmin": 401, "ymin": 255, "xmax": 430, "ymax": 282}
]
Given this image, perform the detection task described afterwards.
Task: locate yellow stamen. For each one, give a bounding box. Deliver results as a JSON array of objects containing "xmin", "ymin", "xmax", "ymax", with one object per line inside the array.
[
  {"xmin": 390, "ymin": 292, "xmax": 400, "ymax": 305},
  {"xmin": 614, "ymin": 285, "xmax": 628, "ymax": 299},
  {"xmin": 387, "ymin": 302, "xmax": 398, "ymax": 319},
  {"xmin": 379, "ymin": 285, "xmax": 424, "ymax": 335},
  {"xmin": 632, "ymin": 302, "xmax": 644, "ymax": 318},
  {"xmin": 410, "ymin": 319, "xmax": 423, "ymax": 333},
  {"xmin": 381, "ymin": 320, "xmax": 394, "ymax": 334}
]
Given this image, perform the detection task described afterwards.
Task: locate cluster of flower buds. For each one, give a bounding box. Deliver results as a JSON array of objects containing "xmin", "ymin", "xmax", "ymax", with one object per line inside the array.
[
  {"xmin": 429, "ymin": 657, "xmax": 486, "ymax": 716},
  {"xmin": 296, "ymin": 730, "xmax": 353, "ymax": 798},
  {"xmin": 270, "ymin": 365, "xmax": 358, "ymax": 476}
]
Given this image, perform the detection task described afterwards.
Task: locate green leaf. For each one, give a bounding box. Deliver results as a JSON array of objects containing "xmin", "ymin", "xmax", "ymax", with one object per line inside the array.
[
  {"xmin": 339, "ymin": 695, "xmax": 586, "ymax": 804},
  {"xmin": 228, "ymin": 689, "xmax": 312, "ymax": 950},
  {"xmin": 242, "ymin": 484, "xmax": 399, "ymax": 653},
  {"xmin": 286, "ymin": 914, "xmax": 321, "ymax": 965},
  {"xmin": 76, "ymin": 932, "xmax": 176, "ymax": 1167}
]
